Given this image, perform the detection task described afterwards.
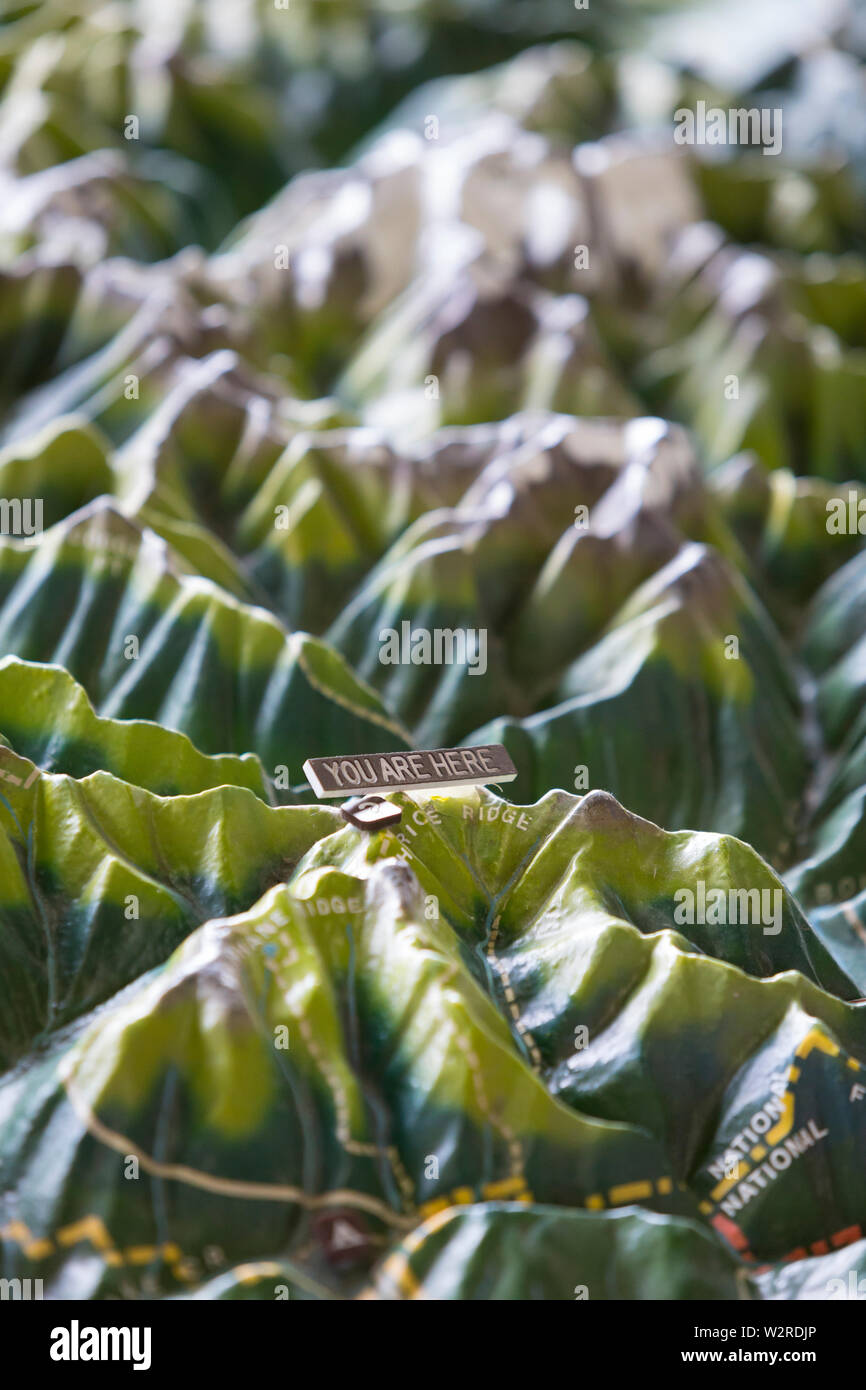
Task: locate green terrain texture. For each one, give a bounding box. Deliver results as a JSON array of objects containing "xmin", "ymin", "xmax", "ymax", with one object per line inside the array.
[{"xmin": 0, "ymin": 0, "xmax": 866, "ymax": 1300}]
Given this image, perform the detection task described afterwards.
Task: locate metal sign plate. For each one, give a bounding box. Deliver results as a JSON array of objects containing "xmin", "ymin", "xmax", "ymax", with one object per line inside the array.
[{"xmin": 303, "ymin": 745, "xmax": 517, "ymax": 799}]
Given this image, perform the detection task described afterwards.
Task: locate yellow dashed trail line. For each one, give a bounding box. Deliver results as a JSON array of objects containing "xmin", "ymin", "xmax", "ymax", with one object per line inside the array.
[{"xmin": 486, "ymin": 914, "xmax": 544, "ymax": 1070}]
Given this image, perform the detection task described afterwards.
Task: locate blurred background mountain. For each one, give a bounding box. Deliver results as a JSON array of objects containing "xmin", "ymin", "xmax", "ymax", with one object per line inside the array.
[{"xmin": 0, "ymin": 0, "xmax": 862, "ymax": 245}]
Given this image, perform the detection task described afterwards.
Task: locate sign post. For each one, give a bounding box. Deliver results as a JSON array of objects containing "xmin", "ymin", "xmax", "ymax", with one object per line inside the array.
[{"xmin": 302, "ymin": 745, "xmax": 518, "ymax": 831}]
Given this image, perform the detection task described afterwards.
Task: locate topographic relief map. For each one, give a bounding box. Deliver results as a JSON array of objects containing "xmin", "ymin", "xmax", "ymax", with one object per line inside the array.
[{"xmin": 0, "ymin": 0, "xmax": 865, "ymax": 1312}]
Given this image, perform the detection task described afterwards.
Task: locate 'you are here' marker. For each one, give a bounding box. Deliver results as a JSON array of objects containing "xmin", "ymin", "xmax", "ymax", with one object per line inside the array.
[
  {"xmin": 303, "ymin": 745, "xmax": 517, "ymax": 798},
  {"xmin": 303, "ymin": 745, "xmax": 518, "ymax": 831}
]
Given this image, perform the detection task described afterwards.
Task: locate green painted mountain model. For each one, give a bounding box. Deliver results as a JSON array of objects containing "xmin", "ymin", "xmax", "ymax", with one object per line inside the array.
[{"xmin": 1, "ymin": 0, "xmax": 866, "ymax": 1301}]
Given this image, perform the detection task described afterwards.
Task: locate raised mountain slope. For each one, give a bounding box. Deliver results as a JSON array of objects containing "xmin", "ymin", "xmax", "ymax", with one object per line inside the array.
[
  {"xmin": 2, "ymin": 788, "xmax": 864, "ymax": 1298},
  {"xmin": 1, "ymin": 0, "xmax": 866, "ymax": 1301}
]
